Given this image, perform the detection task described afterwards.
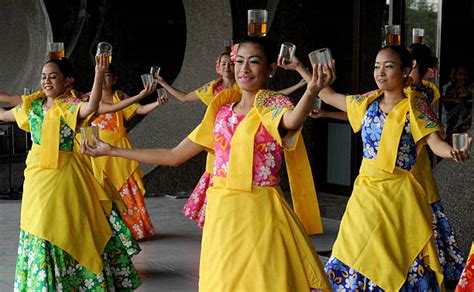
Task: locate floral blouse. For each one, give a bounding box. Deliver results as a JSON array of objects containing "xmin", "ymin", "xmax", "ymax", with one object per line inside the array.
[
  {"xmin": 212, "ymin": 103, "xmax": 283, "ymax": 186},
  {"xmin": 361, "ymin": 99, "xmax": 417, "ymax": 170},
  {"xmin": 29, "ymin": 98, "xmax": 78, "ymax": 152}
]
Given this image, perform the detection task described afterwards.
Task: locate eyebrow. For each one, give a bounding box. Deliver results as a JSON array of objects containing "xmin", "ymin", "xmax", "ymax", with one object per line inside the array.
[{"xmin": 236, "ymin": 55, "xmax": 263, "ymax": 59}]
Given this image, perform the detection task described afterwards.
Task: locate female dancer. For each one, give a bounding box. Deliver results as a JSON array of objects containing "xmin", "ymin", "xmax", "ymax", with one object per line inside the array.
[
  {"xmin": 87, "ymin": 63, "xmax": 168, "ymax": 240},
  {"xmin": 0, "ymin": 56, "xmax": 142, "ymax": 290},
  {"xmin": 280, "ymin": 45, "xmax": 470, "ymax": 290},
  {"xmin": 158, "ymin": 51, "xmax": 307, "ymax": 228},
  {"xmin": 82, "ymin": 37, "xmax": 333, "ymax": 291}
]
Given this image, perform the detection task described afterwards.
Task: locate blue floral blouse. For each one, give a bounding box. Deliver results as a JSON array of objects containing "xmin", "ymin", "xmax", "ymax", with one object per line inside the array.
[{"xmin": 361, "ymin": 98, "xmax": 417, "ymax": 170}]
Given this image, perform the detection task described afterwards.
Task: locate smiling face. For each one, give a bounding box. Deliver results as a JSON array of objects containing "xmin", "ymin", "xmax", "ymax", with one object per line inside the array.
[
  {"xmin": 373, "ymin": 48, "xmax": 409, "ymax": 92},
  {"xmin": 103, "ymin": 68, "xmax": 116, "ymax": 90},
  {"xmin": 234, "ymin": 42, "xmax": 273, "ymax": 93},
  {"xmin": 41, "ymin": 62, "xmax": 71, "ymax": 98},
  {"xmin": 218, "ymin": 54, "xmax": 235, "ymax": 80}
]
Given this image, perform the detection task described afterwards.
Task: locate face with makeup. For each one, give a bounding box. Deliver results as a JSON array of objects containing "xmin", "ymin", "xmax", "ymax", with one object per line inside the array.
[
  {"xmin": 234, "ymin": 42, "xmax": 275, "ymax": 93},
  {"xmin": 374, "ymin": 48, "xmax": 410, "ymax": 92},
  {"xmin": 41, "ymin": 62, "xmax": 72, "ymax": 98},
  {"xmin": 218, "ymin": 54, "xmax": 235, "ymax": 80}
]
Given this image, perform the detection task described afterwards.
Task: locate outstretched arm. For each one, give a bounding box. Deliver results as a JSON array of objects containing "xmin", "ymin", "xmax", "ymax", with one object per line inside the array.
[
  {"xmin": 0, "ymin": 107, "xmax": 15, "ymax": 122},
  {"xmin": 79, "ymin": 54, "xmax": 108, "ymax": 118},
  {"xmin": 279, "ymin": 78, "xmax": 307, "ymax": 95},
  {"xmin": 309, "ymin": 109, "xmax": 348, "ymax": 121},
  {"xmin": 280, "ymin": 63, "xmax": 335, "ymax": 130},
  {"xmin": 98, "ymin": 82, "xmax": 156, "ymax": 114},
  {"xmin": 425, "ymin": 131, "xmax": 471, "ymax": 162},
  {"xmin": 0, "ymin": 92, "xmax": 22, "ymax": 106},
  {"xmin": 136, "ymin": 89, "xmax": 169, "ymax": 115},
  {"xmin": 81, "ymin": 136, "xmax": 205, "ymax": 166},
  {"xmin": 278, "ymin": 56, "xmax": 346, "ymax": 112},
  {"xmin": 155, "ymin": 75, "xmax": 200, "ymax": 103}
]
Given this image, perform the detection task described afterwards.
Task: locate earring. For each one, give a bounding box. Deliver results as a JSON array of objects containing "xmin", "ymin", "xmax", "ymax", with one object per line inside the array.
[
  {"xmin": 403, "ymin": 74, "xmax": 407, "ymax": 78},
  {"xmin": 269, "ymin": 74, "xmax": 273, "ymax": 78}
]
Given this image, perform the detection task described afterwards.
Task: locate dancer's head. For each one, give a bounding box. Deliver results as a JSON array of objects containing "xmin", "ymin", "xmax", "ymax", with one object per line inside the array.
[
  {"xmin": 215, "ymin": 52, "xmax": 234, "ymax": 80},
  {"xmin": 374, "ymin": 45, "xmax": 413, "ymax": 92},
  {"xmin": 42, "ymin": 58, "xmax": 75, "ymax": 98}
]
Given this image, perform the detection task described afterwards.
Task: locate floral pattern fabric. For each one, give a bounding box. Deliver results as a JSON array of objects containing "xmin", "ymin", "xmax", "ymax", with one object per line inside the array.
[
  {"xmin": 182, "ymin": 172, "xmax": 212, "ymax": 228},
  {"xmin": 29, "ymin": 98, "xmax": 77, "ymax": 152},
  {"xmin": 212, "ymin": 103, "xmax": 283, "ymax": 186},
  {"xmin": 361, "ymin": 99, "xmax": 417, "ymax": 170},
  {"xmin": 182, "ymin": 80, "xmax": 230, "ymax": 227},
  {"xmin": 456, "ymin": 245, "xmax": 474, "ymax": 292},
  {"xmin": 325, "ymin": 201, "xmax": 465, "ymax": 290},
  {"xmin": 14, "ymin": 208, "xmax": 141, "ymax": 291},
  {"xmin": 92, "ymin": 111, "xmax": 155, "ymax": 240}
]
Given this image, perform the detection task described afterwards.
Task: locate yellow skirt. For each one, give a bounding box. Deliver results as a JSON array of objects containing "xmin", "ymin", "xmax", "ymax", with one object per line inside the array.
[
  {"xmin": 199, "ymin": 177, "xmax": 330, "ymax": 291},
  {"xmin": 21, "ymin": 144, "xmax": 113, "ymax": 274}
]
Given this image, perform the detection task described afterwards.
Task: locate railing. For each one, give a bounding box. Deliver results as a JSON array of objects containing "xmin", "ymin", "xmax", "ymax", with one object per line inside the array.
[{"xmin": 0, "ymin": 122, "xmax": 31, "ymax": 199}]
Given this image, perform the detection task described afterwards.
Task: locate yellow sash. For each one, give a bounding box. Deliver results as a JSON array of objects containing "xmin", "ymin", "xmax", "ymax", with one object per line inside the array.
[
  {"xmin": 13, "ymin": 90, "xmax": 82, "ymax": 169},
  {"xmin": 332, "ymin": 159, "xmax": 444, "ymax": 291},
  {"xmin": 189, "ymin": 89, "xmax": 323, "ymax": 234},
  {"xmin": 193, "ymin": 78, "xmax": 241, "ymax": 106}
]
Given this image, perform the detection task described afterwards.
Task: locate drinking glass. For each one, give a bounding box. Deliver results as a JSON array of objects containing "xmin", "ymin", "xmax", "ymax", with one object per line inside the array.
[
  {"xmin": 157, "ymin": 88, "xmax": 167, "ymax": 98},
  {"xmin": 452, "ymin": 133, "xmax": 469, "ymax": 151},
  {"xmin": 308, "ymin": 48, "xmax": 333, "ymax": 67},
  {"xmin": 248, "ymin": 9, "xmax": 268, "ymax": 37},
  {"xmin": 279, "ymin": 42, "xmax": 296, "ymax": 63},
  {"xmin": 141, "ymin": 73, "xmax": 154, "ymax": 87},
  {"xmin": 313, "ymin": 97, "xmax": 322, "ymax": 111},
  {"xmin": 81, "ymin": 126, "xmax": 99, "ymax": 148},
  {"xmin": 384, "ymin": 25, "xmax": 401, "ymax": 46},
  {"xmin": 412, "ymin": 28, "xmax": 425, "ymax": 44},
  {"xmin": 48, "ymin": 42, "xmax": 65, "ymax": 60},
  {"xmin": 224, "ymin": 39, "xmax": 233, "ymax": 53},
  {"xmin": 96, "ymin": 42, "xmax": 113, "ymax": 62},
  {"xmin": 150, "ymin": 66, "xmax": 161, "ymax": 78}
]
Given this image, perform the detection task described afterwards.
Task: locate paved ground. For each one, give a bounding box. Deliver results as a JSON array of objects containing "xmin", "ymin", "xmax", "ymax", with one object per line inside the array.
[{"xmin": 0, "ymin": 192, "xmax": 345, "ymax": 291}]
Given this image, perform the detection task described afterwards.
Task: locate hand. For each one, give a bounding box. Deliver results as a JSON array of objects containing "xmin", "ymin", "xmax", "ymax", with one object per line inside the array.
[
  {"xmin": 307, "ymin": 61, "xmax": 336, "ymax": 94},
  {"xmin": 277, "ymin": 55, "xmax": 302, "ymax": 71},
  {"xmin": 157, "ymin": 90, "xmax": 169, "ymax": 106},
  {"xmin": 140, "ymin": 81, "xmax": 157, "ymax": 97},
  {"xmin": 154, "ymin": 74, "xmax": 165, "ymax": 85},
  {"xmin": 80, "ymin": 139, "xmax": 113, "ymax": 157},
  {"xmin": 95, "ymin": 54, "xmax": 109, "ymax": 74},
  {"xmin": 309, "ymin": 108, "xmax": 327, "ymax": 119},
  {"xmin": 450, "ymin": 136, "xmax": 472, "ymax": 163}
]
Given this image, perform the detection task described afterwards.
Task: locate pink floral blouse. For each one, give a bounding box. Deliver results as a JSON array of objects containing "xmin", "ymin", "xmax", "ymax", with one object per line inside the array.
[{"xmin": 212, "ymin": 103, "xmax": 283, "ymax": 186}]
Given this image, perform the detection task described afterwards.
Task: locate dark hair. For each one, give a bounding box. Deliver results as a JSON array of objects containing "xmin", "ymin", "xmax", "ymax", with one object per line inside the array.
[
  {"xmin": 236, "ymin": 36, "xmax": 278, "ymax": 64},
  {"xmin": 45, "ymin": 57, "xmax": 76, "ymax": 79},
  {"xmin": 380, "ymin": 45, "xmax": 413, "ymax": 70},
  {"xmin": 408, "ymin": 43, "xmax": 435, "ymax": 77}
]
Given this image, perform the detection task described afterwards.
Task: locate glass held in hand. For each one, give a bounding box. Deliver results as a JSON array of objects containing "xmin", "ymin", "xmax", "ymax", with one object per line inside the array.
[
  {"xmin": 313, "ymin": 97, "xmax": 322, "ymax": 111},
  {"xmin": 141, "ymin": 73, "xmax": 154, "ymax": 88},
  {"xmin": 452, "ymin": 133, "xmax": 469, "ymax": 151},
  {"xmin": 156, "ymin": 88, "xmax": 167, "ymax": 98},
  {"xmin": 308, "ymin": 48, "xmax": 333, "ymax": 67},
  {"xmin": 81, "ymin": 126, "xmax": 99, "ymax": 148},
  {"xmin": 279, "ymin": 42, "xmax": 296, "ymax": 63},
  {"xmin": 96, "ymin": 42, "xmax": 113, "ymax": 62},
  {"xmin": 150, "ymin": 66, "xmax": 161, "ymax": 78}
]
